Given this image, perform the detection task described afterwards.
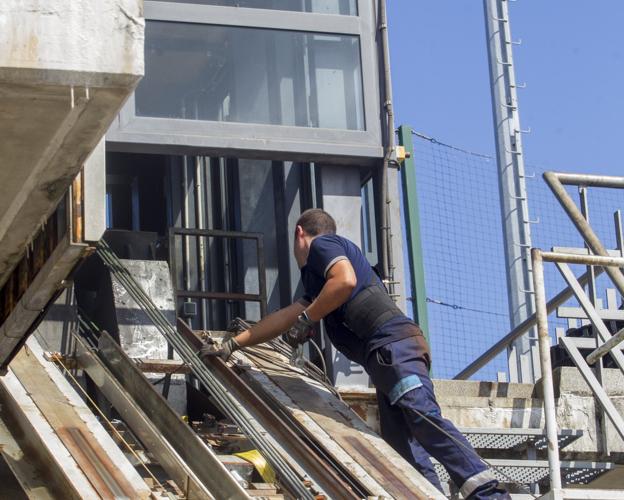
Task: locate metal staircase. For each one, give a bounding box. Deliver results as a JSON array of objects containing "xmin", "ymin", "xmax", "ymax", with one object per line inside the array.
[{"xmin": 434, "ymin": 428, "xmax": 614, "ymax": 496}]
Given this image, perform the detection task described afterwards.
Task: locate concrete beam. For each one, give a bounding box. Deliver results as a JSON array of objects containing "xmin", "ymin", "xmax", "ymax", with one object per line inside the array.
[{"xmin": 0, "ymin": 0, "xmax": 143, "ymax": 287}]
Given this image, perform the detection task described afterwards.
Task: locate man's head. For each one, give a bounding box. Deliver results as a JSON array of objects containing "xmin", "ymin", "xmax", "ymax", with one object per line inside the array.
[{"xmin": 293, "ymin": 209, "xmax": 336, "ymax": 267}]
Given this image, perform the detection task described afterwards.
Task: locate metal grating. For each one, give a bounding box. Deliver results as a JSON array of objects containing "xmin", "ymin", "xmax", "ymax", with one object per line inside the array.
[
  {"xmin": 434, "ymin": 459, "xmax": 613, "ymax": 486},
  {"xmin": 460, "ymin": 428, "xmax": 583, "ymax": 451}
]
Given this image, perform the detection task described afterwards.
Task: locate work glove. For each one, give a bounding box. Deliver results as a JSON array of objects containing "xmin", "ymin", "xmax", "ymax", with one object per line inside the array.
[
  {"xmin": 285, "ymin": 311, "xmax": 315, "ymax": 348},
  {"xmin": 200, "ymin": 337, "xmax": 240, "ymax": 362}
]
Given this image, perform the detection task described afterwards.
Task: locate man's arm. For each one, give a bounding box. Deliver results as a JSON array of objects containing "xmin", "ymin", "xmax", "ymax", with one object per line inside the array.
[
  {"xmin": 233, "ymin": 301, "xmax": 306, "ymax": 348},
  {"xmin": 305, "ymin": 259, "xmax": 356, "ymax": 322}
]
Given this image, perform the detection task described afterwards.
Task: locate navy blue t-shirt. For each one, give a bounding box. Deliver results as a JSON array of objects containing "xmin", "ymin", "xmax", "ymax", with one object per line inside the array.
[{"xmin": 300, "ymin": 234, "xmax": 420, "ymax": 364}]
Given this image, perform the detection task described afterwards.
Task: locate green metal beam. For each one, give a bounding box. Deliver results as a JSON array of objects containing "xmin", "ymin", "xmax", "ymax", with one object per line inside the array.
[{"xmin": 397, "ymin": 125, "xmax": 430, "ymax": 343}]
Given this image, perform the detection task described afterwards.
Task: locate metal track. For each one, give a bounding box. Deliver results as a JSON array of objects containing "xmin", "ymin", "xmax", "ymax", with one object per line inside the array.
[{"xmin": 95, "ymin": 241, "xmax": 359, "ymax": 500}]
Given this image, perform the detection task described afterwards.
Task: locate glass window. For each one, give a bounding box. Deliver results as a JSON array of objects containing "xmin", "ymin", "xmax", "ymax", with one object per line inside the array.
[
  {"xmin": 151, "ymin": 0, "xmax": 357, "ymax": 16},
  {"xmin": 136, "ymin": 21, "xmax": 365, "ymax": 130}
]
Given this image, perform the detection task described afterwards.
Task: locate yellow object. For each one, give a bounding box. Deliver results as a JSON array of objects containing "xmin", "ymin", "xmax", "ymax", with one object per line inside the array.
[
  {"xmin": 396, "ymin": 145, "xmax": 408, "ymax": 163},
  {"xmin": 234, "ymin": 449, "xmax": 276, "ymax": 484}
]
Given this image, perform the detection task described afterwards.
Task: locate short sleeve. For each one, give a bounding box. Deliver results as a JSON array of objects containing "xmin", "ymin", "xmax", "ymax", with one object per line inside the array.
[{"xmin": 308, "ymin": 236, "xmax": 349, "ymax": 278}]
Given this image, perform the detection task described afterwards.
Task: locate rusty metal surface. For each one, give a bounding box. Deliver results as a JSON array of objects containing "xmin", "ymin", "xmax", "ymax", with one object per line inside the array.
[
  {"xmin": 244, "ymin": 347, "xmax": 441, "ymax": 499},
  {"xmin": 177, "ymin": 319, "xmax": 361, "ymax": 500},
  {"xmin": 8, "ymin": 342, "xmax": 151, "ymax": 499},
  {"xmin": 57, "ymin": 426, "xmax": 136, "ymax": 500},
  {"xmin": 73, "ymin": 331, "xmax": 224, "ymax": 500},
  {"xmin": 343, "ymin": 435, "xmax": 423, "ymax": 500},
  {"xmin": 93, "ymin": 329, "xmax": 247, "ymax": 500}
]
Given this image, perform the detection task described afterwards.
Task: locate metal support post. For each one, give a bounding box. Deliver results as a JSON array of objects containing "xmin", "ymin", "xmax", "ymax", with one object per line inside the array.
[
  {"xmin": 484, "ymin": 0, "xmax": 537, "ymax": 382},
  {"xmin": 397, "ymin": 125, "xmax": 430, "ymax": 341},
  {"xmin": 587, "ymin": 327, "xmax": 624, "ymax": 365},
  {"xmin": 531, "ymin": 249, "xmax": 562, "ymax": 490},
  {"xmin": 578, "ymin": 186, "xmax": 609, "ymax": 456}
]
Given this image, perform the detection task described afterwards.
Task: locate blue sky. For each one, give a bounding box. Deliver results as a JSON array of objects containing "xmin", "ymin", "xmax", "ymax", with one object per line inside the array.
[
  {"xmin": 388, "ymin": 1, "xmax": 624, "ymax": 175},
  {"xmin": 386, "ymin": 2, "xmax": 624, "ymax": 379}
]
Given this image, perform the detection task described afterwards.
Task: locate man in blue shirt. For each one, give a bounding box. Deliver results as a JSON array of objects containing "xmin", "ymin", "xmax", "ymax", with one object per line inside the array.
[{"xmin": 205, "ymin": 209, "xmax": 509, "ymax": 499}]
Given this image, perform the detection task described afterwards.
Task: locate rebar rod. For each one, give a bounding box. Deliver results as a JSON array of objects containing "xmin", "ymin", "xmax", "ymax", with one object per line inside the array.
[{"xmin": 95, "ymin": 241, "xmax": 315, "ymax": 499}]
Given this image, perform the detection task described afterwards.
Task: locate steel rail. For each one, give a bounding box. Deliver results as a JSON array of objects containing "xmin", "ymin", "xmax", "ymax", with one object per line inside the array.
[
  {"xmin": 176, "ymin": 319, "xmax": 363, "ymax": 500},
  {"xmin": 454, "ymin": 266, "xmax": 603, "ymax": 379},
  {"xmin": 95, "ymin": 241, "xmax": 314, "ymax": 500},
  {"xmin": 587, "ymin": 327, "xmax": 624, "ymax": 365},
  {"xmin": 96, "ymin": 241, "xmax": 362, "ymax": 500},
  {"xmin": 543, "ymin": 171, "xmax": 624, "ymax": 300}
]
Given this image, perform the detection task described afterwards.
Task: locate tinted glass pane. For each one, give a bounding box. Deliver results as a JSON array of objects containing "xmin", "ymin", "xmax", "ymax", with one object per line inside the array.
[
  {"xmin": 136, "ymin": 21, "xmax": 365, "ymax": 130},
  {"xmin": 151, "ymin": 0, "xmax": 357, "ymax": 15}
]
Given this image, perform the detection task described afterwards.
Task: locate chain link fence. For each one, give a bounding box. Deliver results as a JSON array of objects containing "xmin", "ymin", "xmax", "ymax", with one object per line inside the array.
[{"xmin": 407, "ymin": 131, "xmax": 623, "ymax": 380}]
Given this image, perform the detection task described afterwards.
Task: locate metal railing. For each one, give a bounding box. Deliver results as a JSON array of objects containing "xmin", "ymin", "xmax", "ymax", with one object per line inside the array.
[
  {"xmin": 456, "ymin": 171, "xmax": 624, "ymax": 492},
  {"xmin": 532, "ymin": 249, "xmax": 624, "ymax": 489},
  {"xmin": 456, "ymin": 172, "xmax": 624, "ymax": 381},
  {"xmin": 169, "ymin": 227, "xmax": 268, "ymax": 322}
]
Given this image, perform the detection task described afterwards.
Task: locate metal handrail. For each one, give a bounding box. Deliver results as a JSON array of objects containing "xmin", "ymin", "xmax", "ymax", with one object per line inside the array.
[
  {"xmin": 454, "ymin": 266, "xmax": 602, "ymax": 380},
  {"xmin": 456, "ymin": 171, "xmax": 624, "ymax": 380}
]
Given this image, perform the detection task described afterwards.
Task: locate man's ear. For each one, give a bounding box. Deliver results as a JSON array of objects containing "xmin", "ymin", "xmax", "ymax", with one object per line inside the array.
[{"xmin": 295, "ymin": 225, "xmax": 304, "ymax": 238}]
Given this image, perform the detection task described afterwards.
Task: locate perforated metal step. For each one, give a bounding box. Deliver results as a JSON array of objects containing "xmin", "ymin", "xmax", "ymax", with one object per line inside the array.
[
  {"xmin": 460, "ymin": 427, "xmax": 583, "ymax": 452},
  {"xmin": 434, "ymin": 459, "xmax": 613, "ymax": 487}
]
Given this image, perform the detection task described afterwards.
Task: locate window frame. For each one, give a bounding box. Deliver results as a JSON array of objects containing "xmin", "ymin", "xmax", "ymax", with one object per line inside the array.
[{"xmin": 107, "ymin": 0, "xmax": 383, "ymax": 163}]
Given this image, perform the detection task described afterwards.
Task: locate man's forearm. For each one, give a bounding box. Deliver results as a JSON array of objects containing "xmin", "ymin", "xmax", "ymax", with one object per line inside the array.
[{"xmin": 233, "ymin": 302, "xmax": 306, "ymax": 348}]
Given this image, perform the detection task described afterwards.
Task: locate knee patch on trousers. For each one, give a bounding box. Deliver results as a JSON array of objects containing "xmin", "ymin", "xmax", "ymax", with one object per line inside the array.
[{"xmin": 388, "ymin": 374, "xmax": 423, "ymax": 405}]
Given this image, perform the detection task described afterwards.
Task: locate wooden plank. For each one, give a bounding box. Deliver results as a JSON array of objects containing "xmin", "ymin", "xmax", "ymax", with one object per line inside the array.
[
  {"xmin": 133, "ymin": 358, "xmax": 190, "ymax": 374},
  {"xmin": 237, "ymin": 347, "xmax": 444, "ymax": 500},
  {"xmin": 72, "ymin": 333, "xmax": 217, "ymax": 500},
  {"xmin": 0, "ymin": 366, "xmax": 94, "ymax": 499},
  {"xmin": 9, "ymin": 338, "xmax": 152, "ymax": 499}
]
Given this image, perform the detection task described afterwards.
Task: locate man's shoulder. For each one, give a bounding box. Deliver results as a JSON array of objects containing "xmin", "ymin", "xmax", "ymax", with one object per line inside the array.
[{"xmin": 312, "ymin": 233, "xmax": 356, "ymax": 249}]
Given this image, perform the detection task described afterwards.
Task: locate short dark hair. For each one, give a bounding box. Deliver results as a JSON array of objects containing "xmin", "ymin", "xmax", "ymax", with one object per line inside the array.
[{"xmin": 296, "ymin": 209, "xmax": 336, "ymax": 236}]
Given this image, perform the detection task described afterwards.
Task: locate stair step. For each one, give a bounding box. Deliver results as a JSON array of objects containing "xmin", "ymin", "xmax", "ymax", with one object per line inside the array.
[
  {"xmin": 459, "ymin": 427, "xmax": 583, "ymax": 451},
  {"xmin": 434, "ymin": 459, "xmax": 614, "ymax": 487}
]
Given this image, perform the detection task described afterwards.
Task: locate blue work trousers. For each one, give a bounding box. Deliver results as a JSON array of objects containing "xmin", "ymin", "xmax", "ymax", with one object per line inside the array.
[{"xmin": 367, "ymin": 337, "xmax": 509, "ymax": 499}]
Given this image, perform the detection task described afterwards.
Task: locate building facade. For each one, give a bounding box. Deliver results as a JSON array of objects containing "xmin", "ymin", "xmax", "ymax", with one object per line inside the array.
[{"xmin": 102, "ymin": 0, "xmax": 406, "ymax": 387}]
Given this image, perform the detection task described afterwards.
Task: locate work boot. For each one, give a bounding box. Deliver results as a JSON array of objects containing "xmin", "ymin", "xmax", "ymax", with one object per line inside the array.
[{"xmin": 466, "ymin": 480, "xmax": 512, "ymax": 500}]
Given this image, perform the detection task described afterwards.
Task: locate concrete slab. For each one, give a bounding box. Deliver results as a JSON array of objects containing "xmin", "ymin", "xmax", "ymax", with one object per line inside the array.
[
  {"xmin": 552, "ymin": 367, "xmax": 624, "ymax": 397},
  {"xmin": 0, "ymin": 0, "xmax": 143, "ymax": 287}
]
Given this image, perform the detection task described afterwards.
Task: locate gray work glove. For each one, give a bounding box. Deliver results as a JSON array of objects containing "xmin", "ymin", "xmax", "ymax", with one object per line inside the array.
[
  {"xmin": 285, "ymin": 311, "xmax": 315, "ymax": 348},
  {"xmin": 200, "ymin": 337, "xmax": 240, "ymax": 362}
]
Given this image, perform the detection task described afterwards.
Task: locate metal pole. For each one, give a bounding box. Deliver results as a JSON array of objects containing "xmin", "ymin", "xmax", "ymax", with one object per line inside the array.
[
  {"xmin": 397, "ymin": 125, "xmax": 430, "ymax": 341},
  {"xmin": 484, "ymin": 0, "xmax": 536, "ymax": 382},
  {"xmin": 379, "ymin": 0, "xmax": 395, "ymax": 295},
  {"xmin": 455, "ymin": 266, "xmax": 603, "ymax": 380},
  {"xmin": 587, "ymin": 327, "xmax": 624, "ymax": 365},
  {"xmin": 195, "ymin": 157, "xmax": 208, "ymax": 330},
  {"xmin": 544, "ymin": 171, "xmax": 624, "ymax": 298},
  {"xmin": 531, "ymin": 249, "xmax": 562, "ymax": 490}
]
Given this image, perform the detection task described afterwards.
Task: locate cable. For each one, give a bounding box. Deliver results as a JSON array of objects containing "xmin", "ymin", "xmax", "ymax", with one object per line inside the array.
[
  {"xmin": 405, "ymin": 403, "xmax": 539, "ymax": 498},
  {"xmin": 95, "ymin": 241, "xmax": 315, "ymax": 500}
]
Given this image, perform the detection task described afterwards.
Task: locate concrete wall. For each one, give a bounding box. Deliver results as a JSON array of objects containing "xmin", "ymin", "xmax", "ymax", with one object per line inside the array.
[
  {"xmin": 0, "ymin": 0, "xmax": 143, "ymax": 289},
  {"xmin": 342, "ymin": 368, "xmax": 624, "ymax": 462},
  {"xmin": 0, "ymin": 0, "xmax": 143, "ymax": 84}
]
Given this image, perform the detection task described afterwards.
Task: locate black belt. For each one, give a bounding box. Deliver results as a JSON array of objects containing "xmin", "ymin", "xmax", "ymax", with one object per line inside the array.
[{"xmin": 343, "ymin": 279, "xmax": 404, "ymax": 339}]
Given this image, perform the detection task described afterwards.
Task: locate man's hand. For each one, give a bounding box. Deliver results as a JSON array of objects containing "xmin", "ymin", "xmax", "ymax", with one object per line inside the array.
[
  {"xmin": 200, "ymin": 337, "xmax": 240, "ymax": 362},
  {"xmin": 285, "ymin": 311, "xmax": 315, "ymax": 348}
]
